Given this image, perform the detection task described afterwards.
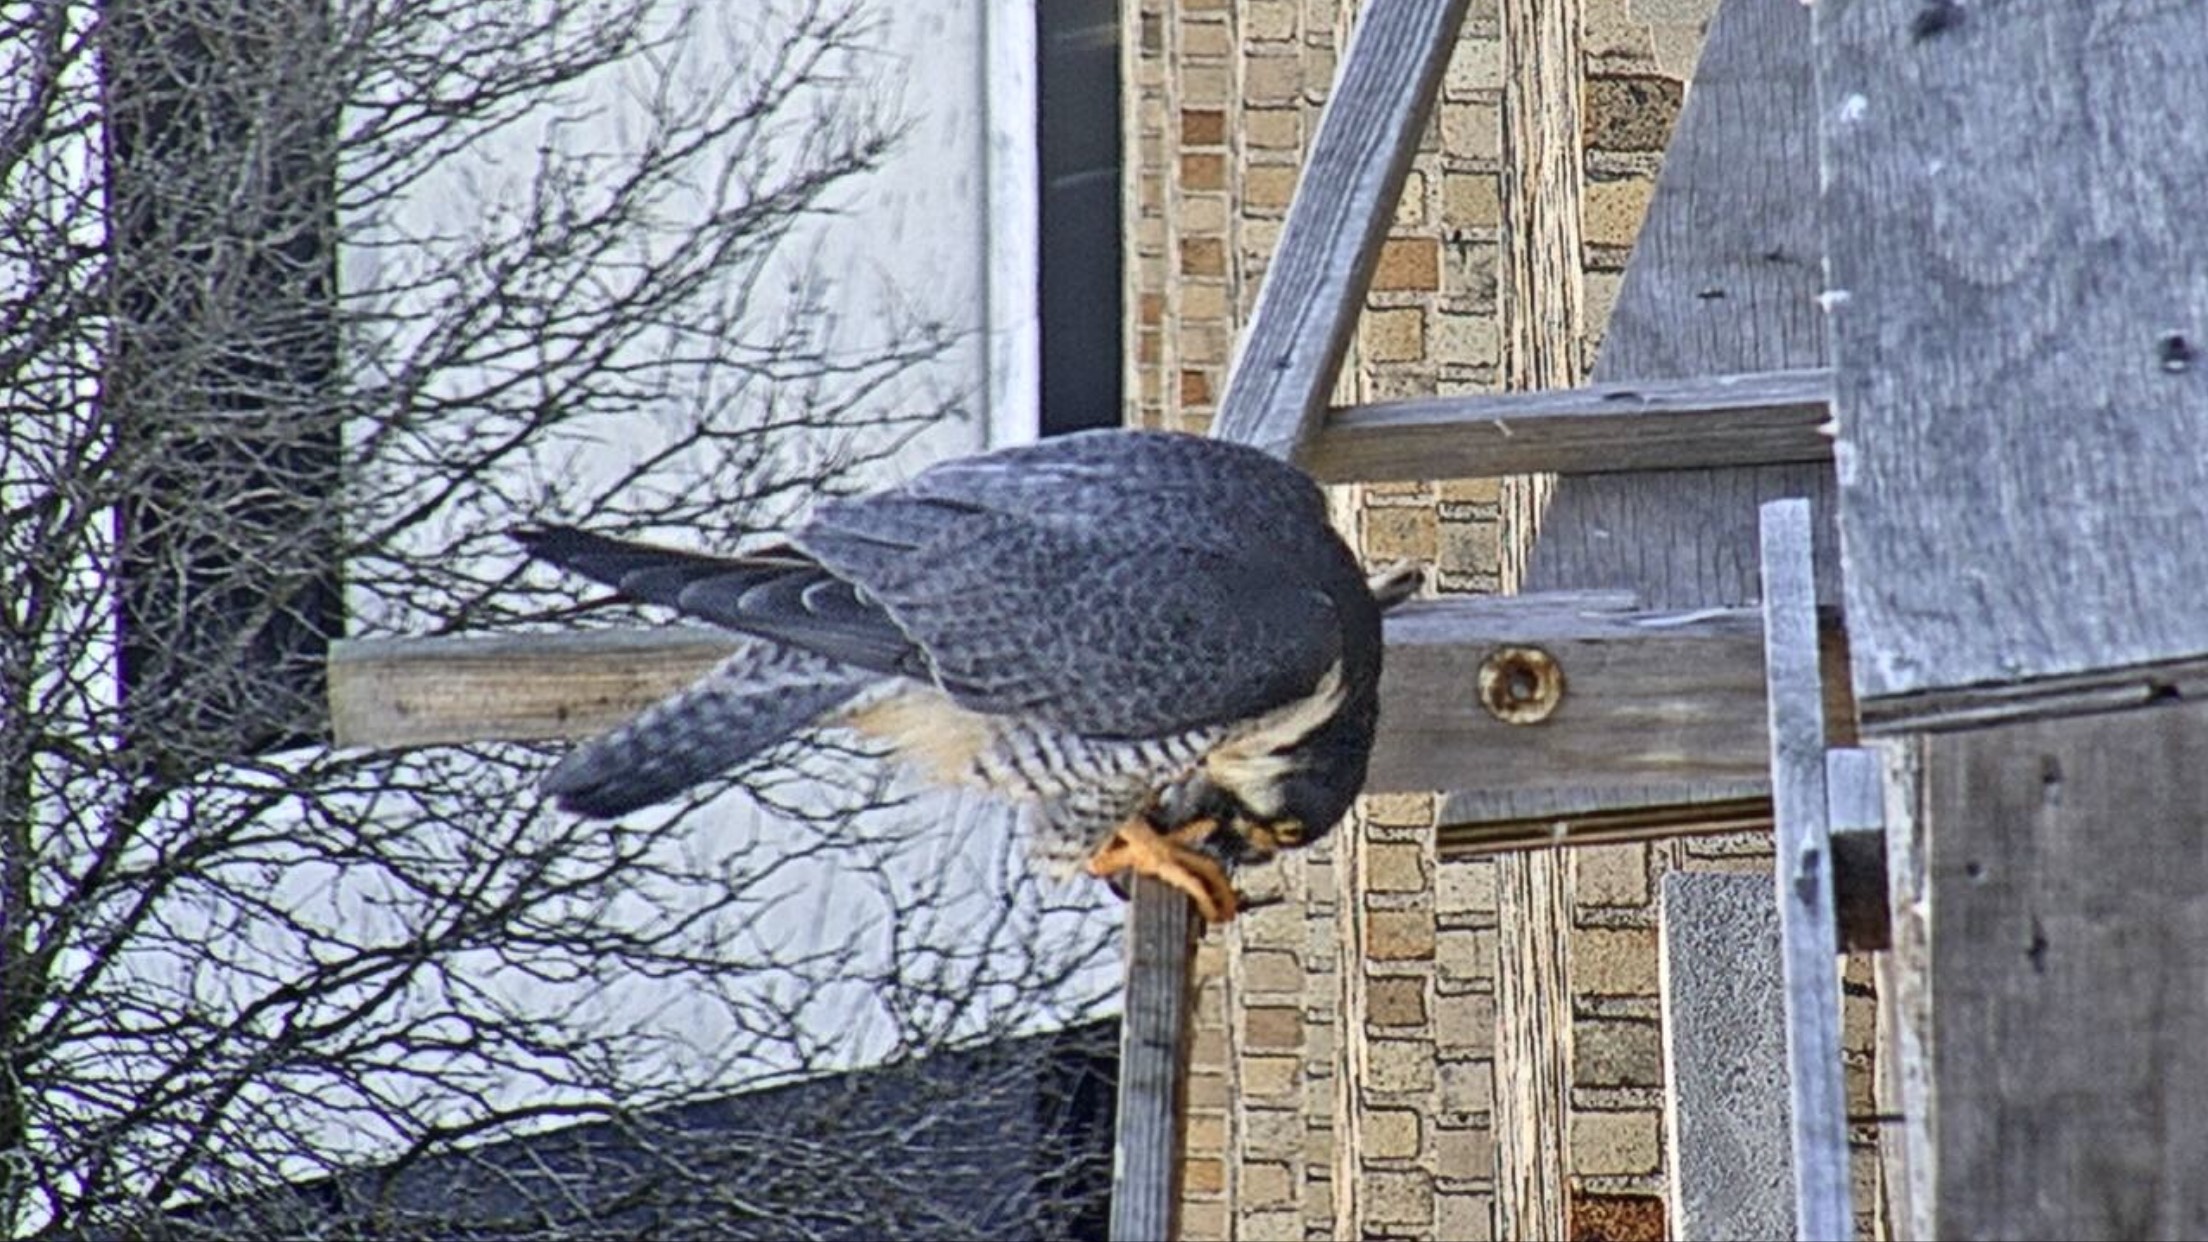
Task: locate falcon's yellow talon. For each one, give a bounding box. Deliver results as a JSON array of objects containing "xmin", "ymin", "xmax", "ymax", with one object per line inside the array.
[{"xmin": 1085, "ymin": 819, "xmax": 1240, "ymax": 924}]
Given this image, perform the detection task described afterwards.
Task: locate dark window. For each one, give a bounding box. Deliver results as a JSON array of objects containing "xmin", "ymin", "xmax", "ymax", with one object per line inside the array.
[{"xmin": 1037, "ymin": 0, "xmax": 1123, "ymax": 437}]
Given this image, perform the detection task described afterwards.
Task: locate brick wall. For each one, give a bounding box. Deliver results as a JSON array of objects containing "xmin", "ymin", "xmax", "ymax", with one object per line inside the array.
[{"xmin": 1125, "ymin": 1, "xmax": 1880, "ymax": 1237}]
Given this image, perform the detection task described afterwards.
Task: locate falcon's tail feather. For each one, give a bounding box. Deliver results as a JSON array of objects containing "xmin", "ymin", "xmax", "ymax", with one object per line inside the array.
[{"xmin": 543, "ymin": 644, "xmax": 875, "ymax": 818}]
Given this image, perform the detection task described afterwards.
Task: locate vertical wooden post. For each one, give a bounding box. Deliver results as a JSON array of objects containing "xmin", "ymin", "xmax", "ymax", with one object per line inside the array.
[
  {"xmin": 1758, "ymin": 500, "xmax": 1851, "ymax": 1241},
  {"xmin": 1112, "ymin": 878, "xmax": 1198, "ymax": 1242},
  {"xmin": 1489, "ymin": 0, "xmax": 1583, "ymax": 1233}
]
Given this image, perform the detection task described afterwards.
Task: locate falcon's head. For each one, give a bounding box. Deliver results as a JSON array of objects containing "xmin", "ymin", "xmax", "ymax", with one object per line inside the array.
[{"xmin": 1152, "ymin": 562, "xmax": 1416, "ymax": 870}]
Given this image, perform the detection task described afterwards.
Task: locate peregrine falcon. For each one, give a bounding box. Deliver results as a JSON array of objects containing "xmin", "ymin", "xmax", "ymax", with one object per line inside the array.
[{"xmin": 515, "ymin": 430, "xmax": 1392, "ymax": 923}]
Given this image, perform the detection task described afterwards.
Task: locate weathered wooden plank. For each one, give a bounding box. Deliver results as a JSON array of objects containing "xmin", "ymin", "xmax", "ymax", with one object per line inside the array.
[
  {"xmin": 1208, "ymin": 0, "xmax": 1471, "ymax": 459},
  {"xmin": 1816, "ymin": 0, "xmax": 2208, "ymax": 703},
  {"xmin": 1660, "ymin": 871, "xmax": 1794, "ymax": 1242},
  {"xmin": 329, "ymin": 629, "xmax": 739, "ymax": 748},
  {"xmin": 1759, "ymin": 499, "xmax": 1852, "ymax": 1242},
  {"xmin": 1303, "ymin": 367, "xmax": 1832, "ymax": 483},
  {"xmin": 1382, "ymin": 596, "xmax": 1773, "ymax": 795},
  {"xmin": 1921, "ymin": 700, "xmax": 2208, "ymax": 1238},
  {"xmin": 1110, "ymin": 873, "xmax": 1197, "ymax": 1242},
  {"xmin": 330, "ymin": 594, "xmax": 1857, "ymax": 797},
  {"xmin": 1487, "ymin": 3, "xmax": 1586, "ymax": 1234},
  {"xmin": 1526, "ymin": 0, "xmax": 1837, "ymax": 612},
  {"xmin": 1493, "ymin": 848, "xmax": 1572, "ymax": 1242}
]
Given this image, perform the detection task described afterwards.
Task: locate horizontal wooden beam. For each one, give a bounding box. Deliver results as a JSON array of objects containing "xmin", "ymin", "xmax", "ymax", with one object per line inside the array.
[
  {"xmin": 1300, "ymin": 367, "xmax": 1832, "ymax": 483},
  {"xmin": 331, "ymin": 591, "xmax": 1855, "ymax": 798}
]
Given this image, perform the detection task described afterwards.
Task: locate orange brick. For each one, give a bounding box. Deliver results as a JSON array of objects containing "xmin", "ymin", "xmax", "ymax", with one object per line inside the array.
[
  {"xmin": 1180, "ymin": 235, "xmax": 1225, "ymax": 277},
  {"xmin": 1373, "ymin": 237, "xmax": 1441, "ymax": 291},
  {"xmin": 1180, "ymin": 151, "xmax": 1226, "ymax": 190},
  {"xmin": 1179, "ymin": 369, "xmax": 1213, "ymax": 406},
  {"xmin": 1181, "ymin": 108, "xmax": 1226, "ymax": 146},
  {"xmin": 1245, "ymin": 1005, "xmax": 1303, "ymax": 1050}
]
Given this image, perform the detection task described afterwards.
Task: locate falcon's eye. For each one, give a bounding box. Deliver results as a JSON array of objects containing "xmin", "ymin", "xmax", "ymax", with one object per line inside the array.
[{"xmin": 1270, "ymin": 820, "xmax": 1306, "ymax": 847}]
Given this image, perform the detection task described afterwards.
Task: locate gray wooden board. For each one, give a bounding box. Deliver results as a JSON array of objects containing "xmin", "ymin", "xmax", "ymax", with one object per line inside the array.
[
  {"xmin": 1210, "ymin": 0, "xmax": 1471, "ymax": 460},
  {"xmin": 1526, "ymin": 0, "xmax": 1838, "ymax": 612},
  {"xmin": 1815, "ymin": 0, "xmax": 2208, "ymax": 703},
  {"xmin": 331, "ymin": 595, "xmax": 1857, "ymax": 797},
  {"xmin": 1303, "ymin": 367, "xmax": 1832, "ymax": 483},
  {"xmin": 1110, "ymin": 874, "xmax": 1197, "ymax": 1242},
  {"xmin": 1659, "ymin": 871, "xmax": 1794, "ymax": 1242},
  {"xmin": 1923, "ymin": 698, "xmax": 2208, "ymax": 1239},
  {"xmin": 1760, "ymin": 500, "xmax": 1852, "ymax": 1242}
]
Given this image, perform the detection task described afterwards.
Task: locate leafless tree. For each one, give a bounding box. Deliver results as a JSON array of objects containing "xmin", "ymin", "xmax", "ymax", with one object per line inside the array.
[{"xmin": 0, "ymin": 1, "xmax": 1118, "ymax": 1236}]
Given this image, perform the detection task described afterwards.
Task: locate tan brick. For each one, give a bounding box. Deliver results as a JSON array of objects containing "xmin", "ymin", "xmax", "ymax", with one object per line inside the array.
[
  {"xmin": 1362, "ymin": 306, "xmax": 1426, "ymax": 363},
  {"xmin": 1444, "ymin": 171, "xmax": 1502, "ymax": 227},
  {"xmin": 1367, "ymin": 1039, "xmax": 1435, "ymax": 1093},
  {"xmin": 1182, "ymin": 64, "xmax": 1231, "ymax": 107},
  {"xmin": 1436, "ymin": 858, "xmax": 1496, "ymax": 916},
  {"xmin": 1435, "ymin": 310, "xmax": 1500, "ymax": 368},
  {"xmin": 1181, "ymin": 108, "xmax": 1226, "ymax": 146},
  {"xmin": 1239, "ymin": 1208, "xmax": 1301, "ymax": 1242},
  {"xmin": 1190, "ymin": 1021, "xmax": 1225, "ymax": 1067},
  {"xmin": 1365, "ymin": 1169, "xmax": 1435, "ymax": 1226},
  {"xmin": 1368, "ymin": 840, "xmax": 1428, "ymax": 892},
  {"xmin": 1244, "ymin": 1054, "xmax": 1301, "ymax": 1098},
  {"xmin": 1366, "ymin": 907, "xmax": 1436, "ymax": 961},
  {"xmin": 1361, "ymin": 505, "xmax": 1438, "ymax": 564},
  {"xmin": 1365, "ymin": 1108, "xmax": 1423, "ymax": 1160},
  {"xmin": 1574, "ymin": 842, "xmax": 1651, "ymax": 907},
  {"xmin": 1180, "ymin": 236, "xmax": 1225, "ymax": 278},
  {"xmin": 1243, "ymin": 1160, "xmax": 1295, "ymax": 1207},
  {"xmin": 1245, "ymin": 164, "xmax": 1300, "ymax": 213},
  {"xmin": 1368, "ymin": 974, "xmax": 1427, "ymax": 1027},
  {"xmin": 1248, "ymin": 0, "xmax": 1298, "ymax": 40},
  {"xmin": 1245, "ymin": 108, "xmax": 1302, "ymax": 152},
  {"xmin": 1436, "ymin": 1190, "xmax": 1495, "ymax": 1241},
  {"xmin": 1434, "ymin": 990, "xmax": 1496, "ymax": 1054},
  {"xmin": 1246, "ymin": 1005, "xmax": 1304, "ymax": 1051},
  {"xmin": 1180, "ymin": 282, "xmax": 1228, "ymax": 321},
  {"xmin": 1180, "ymin": 20, "xmax": 1231, "ymax": 58},
  {"xmin": 1585, "ymin": 75, "xmax": 1685, "ymax": 152},
  {"xmin": 1572, "ymin": 1110, "xmax": 1662, "ymax": 1177},
  {"xmin": 1244, "ymin": 1107, "xmax": 1303, "ymax": 1157},
  {"xmin": 1373, "ymin": 236, "xmax": 1442, "ymax": 291},
  {"xmin": 1180, "ymin": 151, "xmax": 1226, "ymax": 191},
  {"xmin": 1245, "ymin": 54, "xmax": 1304, "ymax": 106},
  {"xmin": 1571, "ymin": 926, "xmax": 1659, "ymax": 996},
  {"xmin": 1180, "ymin": 194, "xmax": 1227, "ymax": 234},
  {"xmin": 1438, "ymin": 475, "xmax": 1504, "ymax": 505},
  {"xmin": 1394, "ymin": 169, "xmax": 1428, "ymax": 228},
  {"xmin": 1243, "ymin": 947, "xmax": 1303, "ymax": 994},
  {"xmin": 1364, "ymin": 792, "xmax": 1434, "ymax": 827},
  {"xmin": 1179, "ymin": 368, "xmax": 1214, "ymax": 407},
  {"xmin": 1188, "ymin": 1070, "xmax": 1228, "ymax": 1109},
  {"xmin": 1441, "ymin": 100, "xmax": 1501, "ymax": 161},
  {"xmin": 1575, "ymin": 1017, "xmax": 1663, "ymax": 1087},
  {"xmin": 1435, "ymin": 1124, "xmax": 1495, "ymax": 1179},
  {"xmin": 1180, "ymin": 1197, "xmax": 1227, "ymax": 1241},
  {"xmin": 1436, "ymin": 928, "xmax": 1495, "ymax": 985},
  {"xmin": 1185, "ymin": 1155, "xmax": 1226, "ymax": 1195},
  {"xmin": 1439, "ymin": 513, "xmax": 1501, "ymax": 575},
  {"xmin": 1186, "ymin": 1110, "xmax": 1225, "ymax": 1154},
  {"xmin": 1444, "ymin": 33, "xmax": 1503, "ymax": 96},
  {"xmin": 1437, "ymin": 1058, "xmax": 1492, "ymax": 1116},
  {"xmin": 1584, "ymin": 176, "xmax": 1657, "ymax": 248}
]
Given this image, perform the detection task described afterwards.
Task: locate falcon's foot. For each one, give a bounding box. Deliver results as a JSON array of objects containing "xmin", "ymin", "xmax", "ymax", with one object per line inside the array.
[{"xmin": 1085, "ymin": 819, "xmax": 1240, "ymax": 924}]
